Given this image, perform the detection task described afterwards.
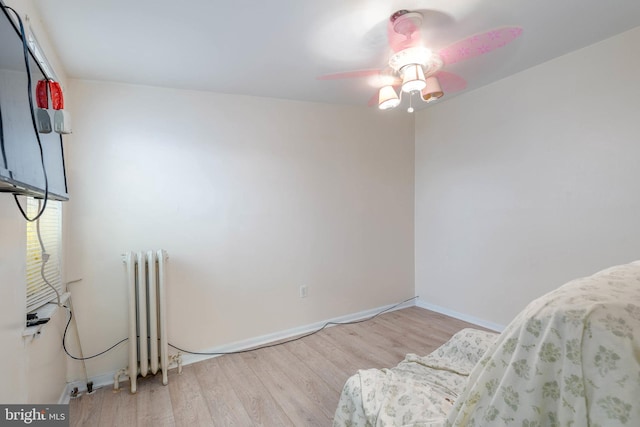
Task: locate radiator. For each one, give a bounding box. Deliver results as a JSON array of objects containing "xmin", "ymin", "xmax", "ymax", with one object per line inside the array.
[{"xmin": 114, "ymin": 250, "xmax": 177, "ymax": 393}]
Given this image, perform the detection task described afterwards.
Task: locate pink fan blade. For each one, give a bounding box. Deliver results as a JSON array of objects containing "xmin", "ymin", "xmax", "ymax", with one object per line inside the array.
[
  {"xmin": 317, "ymin": 69, "xmax": 383, "ymax": 80},
  {"xmin": 438, "ymin": 27, "xmax": 523, "ymax": 66},
  {"xmin": 387, "ymin": 17, "xmax": 422, "ymax": 52},
  {"xmin": 435, "ymin": 71, "xmax": 467, "ymax": 93}
]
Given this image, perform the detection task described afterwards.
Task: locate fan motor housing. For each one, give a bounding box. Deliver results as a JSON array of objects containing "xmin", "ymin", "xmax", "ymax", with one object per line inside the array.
[
  {"xmin": 389, "ymin": 47, "xmax": 443, "ymax": 77},
  {"xmin": 390, "ymin": 10, "xmax": 423, "ymax": 36}
]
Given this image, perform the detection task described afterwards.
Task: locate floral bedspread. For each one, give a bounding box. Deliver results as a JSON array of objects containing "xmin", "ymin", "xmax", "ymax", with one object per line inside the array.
[
  {"xmin": 446, "ymin": 260, "xmax": 640, "ymax": 426},
  {"xmin": 333, "ymin": 328, "xmax": 498, "ymax": 427}
]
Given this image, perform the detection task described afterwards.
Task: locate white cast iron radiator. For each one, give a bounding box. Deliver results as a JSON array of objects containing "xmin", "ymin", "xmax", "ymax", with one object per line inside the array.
[{"xmin": 115, "ymin": 250, "xmax": 181, "ymax": 393}]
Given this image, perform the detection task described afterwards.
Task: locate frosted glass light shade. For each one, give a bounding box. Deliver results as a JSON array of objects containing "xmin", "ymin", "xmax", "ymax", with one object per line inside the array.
[
  {"xmin": 378, "ymin": 86, "xmax": 400, "ymax": 110},
  {"xmin": 421, "ymin": 76, "xmax": 444, "ymax": 102},
  {"xmin": 401, "ymin": 64, "xmax": 426, "ymax": 93}
]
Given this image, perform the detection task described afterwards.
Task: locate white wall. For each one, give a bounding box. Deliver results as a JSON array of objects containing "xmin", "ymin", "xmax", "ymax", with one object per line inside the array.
[
  {"xmin": 0, "ymin": 202, "xmax": 68, "ymax": 403},
  {"xmin": 0, "ymin": 0, "xmax": 70, "ymax": 403},
  {"xmin": 0, "ymin": 198, "xmax": 28, "ymax": 402},
  {"xmin": 5, "ymin": 1, "xmax": 638, "ymax": 401},
  {"xmin": 64, "ymin": 80, "xmax": 415, "ymax": 378},
  {"xmin": 415, "ymin": 27, "xmax": 640, "ymax": 327}
]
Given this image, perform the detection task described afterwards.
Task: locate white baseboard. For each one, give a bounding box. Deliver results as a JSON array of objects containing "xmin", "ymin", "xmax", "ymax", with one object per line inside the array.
[
  {"xmin": 415, "ymin": 299, "xmax": 506, "ymax": 332},
  {"xmin": 61, "ymin": 372, "xmax": 116, "ymax": 404},
  {"xmin": 178, "ymin": 299, "xmax": 417, "ymax": 367},
  {"xmin": 58, "ymin": 384, "xmax": 71, "ymax": 405},
  {"xmin": 60, "ymin": 299, "xmax": 416, "ymax": 400}
]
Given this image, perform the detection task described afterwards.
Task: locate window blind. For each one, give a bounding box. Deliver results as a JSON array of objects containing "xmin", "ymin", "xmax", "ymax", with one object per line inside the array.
[{"xmin": 26, "ymin": 198, "xmax": 63, "ymax": 312}]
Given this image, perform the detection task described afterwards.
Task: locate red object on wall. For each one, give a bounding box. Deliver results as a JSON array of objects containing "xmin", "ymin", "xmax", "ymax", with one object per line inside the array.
[
  {"xmin": 49, "ymin": 81, "xmax": 64, "ymax": 110},
  {"xmin": 36, "ymin": 79, "xmax": 48, "ymax": 109}
]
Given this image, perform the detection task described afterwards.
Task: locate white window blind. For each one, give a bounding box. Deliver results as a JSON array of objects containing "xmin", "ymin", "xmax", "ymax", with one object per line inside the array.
[{"xmin": 26, "ymin": 198, "xmax": 63, "ymax": 312}]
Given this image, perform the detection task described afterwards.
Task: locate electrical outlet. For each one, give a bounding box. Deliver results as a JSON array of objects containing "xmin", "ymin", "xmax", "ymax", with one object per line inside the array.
[{"xmin": 299, "ymin": 285, "xmax": 308, "ymax": 298}]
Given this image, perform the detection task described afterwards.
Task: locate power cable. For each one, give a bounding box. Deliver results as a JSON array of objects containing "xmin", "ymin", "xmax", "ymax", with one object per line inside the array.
[
  {"xmin": 61, "ymin": 307, "xmax": 129, "ymax": 361},
  {"xmin": 0, "ymin": 104, "xmax": 9, "ymax": 171},
  {"xmin": 35, "ymin": 198, "xmax": 60, "ymax": 306},
  {"xmin": 3, "ymin": 5, "xmax": 49, "ymax": 221},
  {"xmin": 60, "ymin": 296, "xmax": 418, "ymax": 360},
  {"xmin": 168, "ymin": 296, "xmax": 419, "ymax": 356}
]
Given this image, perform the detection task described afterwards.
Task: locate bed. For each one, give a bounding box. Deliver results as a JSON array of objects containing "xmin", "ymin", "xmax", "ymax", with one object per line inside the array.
[
  {"xmin": 333, "ymin": 260, "xmax": 640, "ymax": 426},
  {"xmin": 333, "ymin": 328, "xmax": 498, "ymax": 426}
]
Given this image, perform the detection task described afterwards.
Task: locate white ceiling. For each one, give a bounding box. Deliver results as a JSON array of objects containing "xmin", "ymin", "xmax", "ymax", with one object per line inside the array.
[{"xmin": 33, "ymin": 0, "xmax": 640, "ymax": 107}]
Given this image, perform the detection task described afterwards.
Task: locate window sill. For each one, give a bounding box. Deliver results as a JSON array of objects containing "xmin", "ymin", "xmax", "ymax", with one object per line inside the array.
[{"xmin": 23, "ymin": 292, "xmax": 70, "ymax": 338}]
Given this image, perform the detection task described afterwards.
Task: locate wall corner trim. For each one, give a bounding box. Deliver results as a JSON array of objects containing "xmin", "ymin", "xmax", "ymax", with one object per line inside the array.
[{"xmin": 416, "ymin": 299, "xmax": 506, "ymax": 332}]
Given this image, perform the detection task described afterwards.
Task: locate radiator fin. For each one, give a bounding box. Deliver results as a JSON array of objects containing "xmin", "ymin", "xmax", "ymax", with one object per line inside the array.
[{"xmin": 122, "ymin": 249, "xmax": 168, "ymax": 393}]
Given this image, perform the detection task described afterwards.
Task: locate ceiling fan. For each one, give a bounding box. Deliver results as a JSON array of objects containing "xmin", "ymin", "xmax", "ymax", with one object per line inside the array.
[{"xmin": 318, "ymin": 10, "xmax": 523, "ymax": 112}]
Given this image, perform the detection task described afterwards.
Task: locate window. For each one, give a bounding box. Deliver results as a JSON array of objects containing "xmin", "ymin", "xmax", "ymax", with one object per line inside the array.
[{"xmin": 26, "ymin": 198, "xmax": 63, "ymax": 312}]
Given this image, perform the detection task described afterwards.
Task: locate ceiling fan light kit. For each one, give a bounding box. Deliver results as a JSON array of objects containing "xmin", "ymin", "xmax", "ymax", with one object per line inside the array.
[
  {"xmin": 421, "ymin": 76, "xmax": 444, "ymax": 103},
  {"xmin": 318, "ymin": 9, "xmax": 522, "ymax": 113},
  {"xmin": 378, "ymin": 85, "xmax": 401, "ymax": 110},
  {"xmin": 377, "ymin": 12, "xmax": 447, "ymax": 111},
  {"xmin": 400, "ymin": 64, "xmax": 427, "ymax": 93}
]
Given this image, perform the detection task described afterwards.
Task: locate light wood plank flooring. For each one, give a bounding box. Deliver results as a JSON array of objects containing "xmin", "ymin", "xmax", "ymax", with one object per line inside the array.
[{"xmin": 69, "ymin": 306, "xmax": 483, "ymax": 426}]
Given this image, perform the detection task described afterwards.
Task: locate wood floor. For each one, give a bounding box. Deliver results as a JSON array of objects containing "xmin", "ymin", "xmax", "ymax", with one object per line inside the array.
[{"xmin": 69, "ymin": 306, "xmax": 482, "ymax": 427}]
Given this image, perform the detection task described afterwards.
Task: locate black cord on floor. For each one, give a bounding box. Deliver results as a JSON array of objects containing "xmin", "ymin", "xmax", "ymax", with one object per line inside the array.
[
  {"xmin": 59, "ymin": 296, "xmax": 418, "ymax": 360},
  {"xmin": 169, "ymin": 296, "xmax": 418, "ymax": 356}
]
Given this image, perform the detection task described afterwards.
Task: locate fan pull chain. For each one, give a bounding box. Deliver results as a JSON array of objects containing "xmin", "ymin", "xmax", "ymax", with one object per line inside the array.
[{"xmin": 407, "ymin": 92, "xmax": 414, "ymax": 113}]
